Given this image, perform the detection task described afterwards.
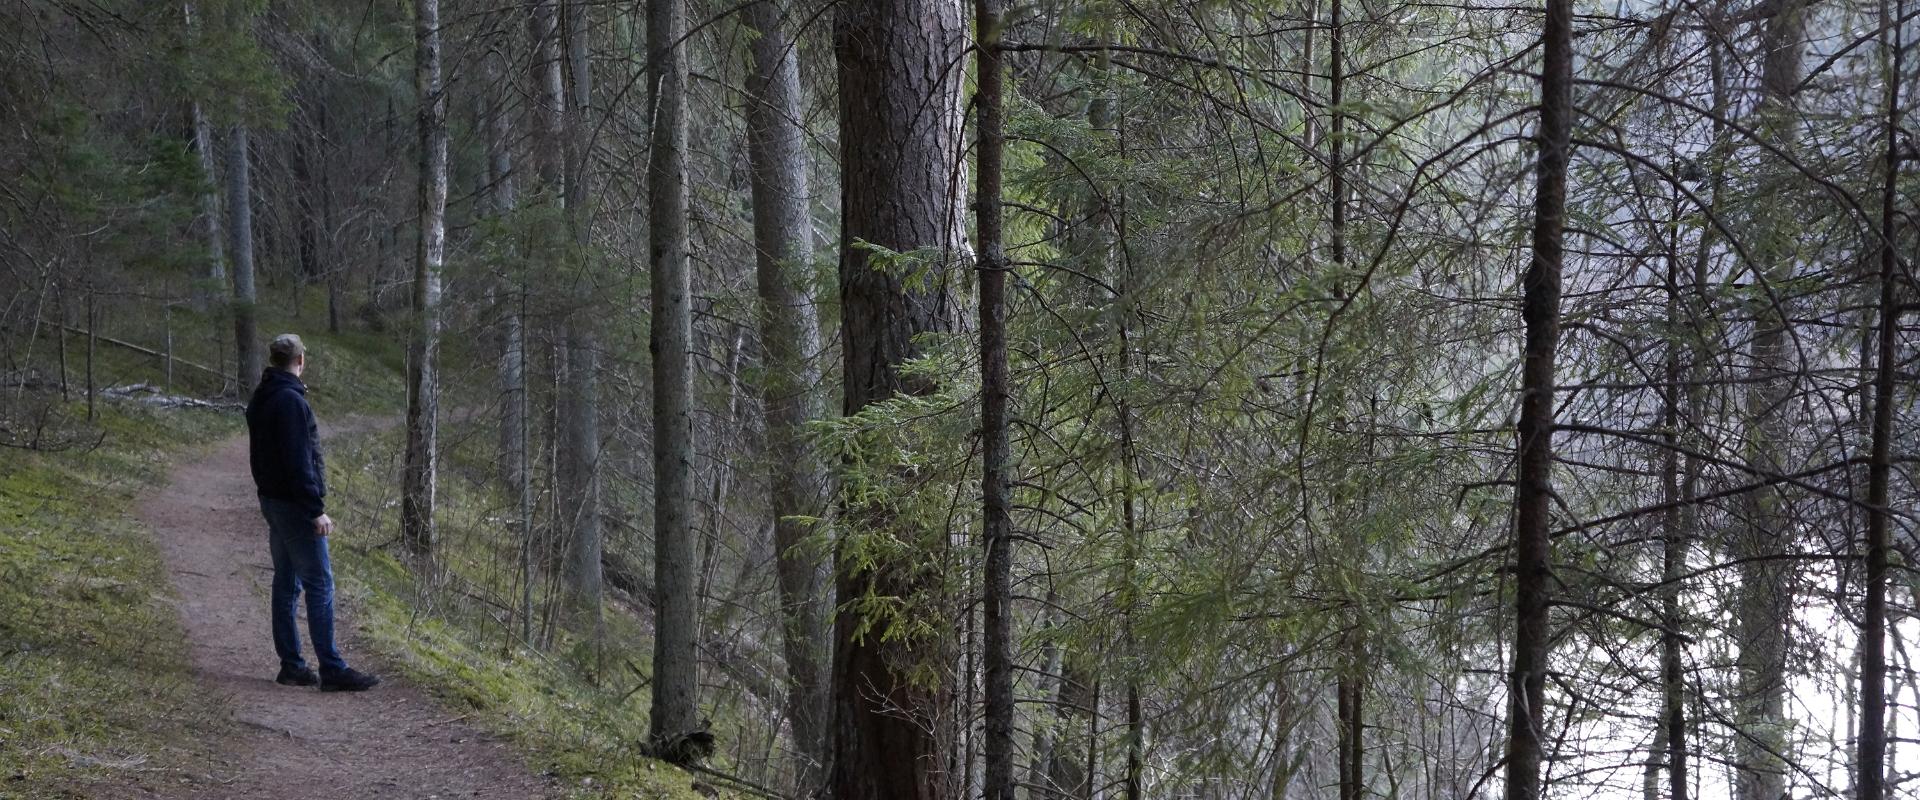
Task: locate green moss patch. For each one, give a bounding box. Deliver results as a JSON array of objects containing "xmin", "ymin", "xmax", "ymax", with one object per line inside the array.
[{"xmin": 0, "ymin": 405, "xmax": 239, "ymax": 797}]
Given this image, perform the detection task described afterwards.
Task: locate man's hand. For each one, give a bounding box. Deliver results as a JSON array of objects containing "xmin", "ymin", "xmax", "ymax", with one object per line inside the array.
[{"xmin": 314, "ymin": 513, "xmax": 335, "ymax": 537}]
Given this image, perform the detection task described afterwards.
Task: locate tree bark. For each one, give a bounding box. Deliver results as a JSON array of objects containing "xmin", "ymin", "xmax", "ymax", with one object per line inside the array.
[
  {"xmin": 647, "ymin": 0, "xmax": 701, "ymax": 759},
  {"xmin": 1503, "ymin": 2, "xmax": 1570, "ymax": 799},
  {"xmin": 1046, "ymin": 652, "xmax": 1096, "ymax": 799},
  {"xmin": 186, "ymin": 1, "xmax": 224, "ymax": 315},
  {"xmin": 1659, "ymin": 214, "xmax": 1690, "ymax": 800},
  {"xmin": 483, "ymin": 36, "xmax": 526, "ymax": 493},
  {"xmin": 1327, "ymin": 5, "xmax": 1363, "ymax": 798},
  {"xmin": 975, "ymin": 1, "xmax": 1013, "ymax": 798},
  {"xmin": 742, "ymin": 0, "xmax": 832, "ymax": 787},
  {"xmin": 226, "ymin": 123, "xmax": 260, "ymax": 396},
  {"xmin": 559, "ymin": 0, "xmax": 603, "ymax": 630},
  {"xmin": 1857, "ymin": 4, "xmax": 1903, "ymax": 797},
  {"xmin": 1735, "ymin": 6, "xmax": 1807, "ymax": 797},
  {"xmin": 401, "ymin": 0, "xmax": 448, "ymax": 556},
  {"xmin": 828, "ymin": 0, "xmax": 965, "ymax": 796}
]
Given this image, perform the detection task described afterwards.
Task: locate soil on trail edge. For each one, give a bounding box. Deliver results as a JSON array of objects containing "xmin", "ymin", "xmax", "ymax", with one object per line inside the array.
[{"xmin": 133, "ymin": 418, "xmax": 556, "ymax": 799}]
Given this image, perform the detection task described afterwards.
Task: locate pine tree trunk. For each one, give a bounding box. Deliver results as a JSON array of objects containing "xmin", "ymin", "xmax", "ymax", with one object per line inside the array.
[
  {"xmin": 975, "ymin": 1, "xmax": 1014, "ymax": 798},
  {"xmin": 1327, "ymin": 5, "xmax": 1364, "ymax": 797},
  {"xmin": 525, "ymin": 0, "xmax": 565, "ymax": 583},
  {"xmin": 742, "ymin": 0, "xmax": 831, "ymax": 786},
  {"xmin": 484, "ymin": 37, "xmax": 526, "ymax": 493},
  {"xmin": 294, "ymin": 114, "xmax": 320, "ymax": 284},
  {"xmin": 1503, "ymin": 2, "xmax": 1570, "ymax": 798},
  {"xmin": 1659, "ymin": 215, "xmax": 1690, "ymax": 800},
  {"xmin": 1045, "ymin": 652, "xmax": 1096, "ymax": 799},
  {"xmin": 227, "ymin": 123, "xmax": 260, "ymax": 395},
  {"xmin": 828, "ymin": 0, "xmax": 964, "ymax": 796},
  {"xmin": 183, "ymin": 2, "xmax": 223, "ymax": 315},
  {"xmin": 559, "ymin": 0, "xmax": 603, "ymax": 629},
  {"xmin": 318, "ymin": 98, "xmax": 340, "ymax": 335},
  {"xmin": 1857, "ymin": 5, "xmax": 1903, "ymax": 796},
  {"xmin": 401, "ymin": 0, "xmax": 448, "ymax": 556},
  {"xmin": 1735, "ymin": 6, "xmax": 1807, "ymax": 797},
  {"xmin": 647, "ymin": 0, "xmax": 700, "ymax": 759}
]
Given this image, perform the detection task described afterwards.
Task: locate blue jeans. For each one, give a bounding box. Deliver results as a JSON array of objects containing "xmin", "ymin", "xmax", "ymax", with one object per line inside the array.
[{"xmin": 261, "ymin": 496, "xmax": 348, "ymax": 673}]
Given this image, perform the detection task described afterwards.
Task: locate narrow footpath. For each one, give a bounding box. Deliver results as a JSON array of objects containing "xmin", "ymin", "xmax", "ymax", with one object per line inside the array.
[{"xmin": 134, "ymin": 422, "xmax": 554, "ymax": 799}]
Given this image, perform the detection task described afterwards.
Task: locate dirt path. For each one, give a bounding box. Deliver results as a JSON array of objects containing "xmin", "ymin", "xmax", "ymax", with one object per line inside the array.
[{"xmin": 133, "ymin": 420, "xmax": 555, "ymax": 799}]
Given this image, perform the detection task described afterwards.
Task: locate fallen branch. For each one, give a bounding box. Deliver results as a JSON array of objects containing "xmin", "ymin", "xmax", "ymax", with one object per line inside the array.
[
  {"xmin": 101, "ymin": 383, "xmax": 244, "ymax": 411},
  {"xmin": 37, "ymin": 319, "xmax": 226, "ymax": 382}
]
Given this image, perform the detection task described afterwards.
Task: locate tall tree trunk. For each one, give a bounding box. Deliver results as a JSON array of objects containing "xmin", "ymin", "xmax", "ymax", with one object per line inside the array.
[
  {"xmin": 1114, "ymin": 104, "xmax": 1145, "ymax": 800},
  {"xmin": 185, "ymin": 0, "xmax": 223, "ymax": 315},
  {"xmin": 1503, "ymin": 1, "xmax": 1570, "ymax": 799},
  {"xmin": 1326, "ymin": 4, "xmax": 1364, "ymax": 798},
  {"xmin": 828, "ymin": 0, "xmax": 964, "ymax": 796},
  {"xmin": 227, "ymin": 123, "xmax": 260, "ymax": 395},
  {"xmin": 401, "ymin": 0, "xmax": 448, "ymax": 556},
  {"xmin": 1735, "ymin": 6, "xmax": 1807, "ymax": 797},
  {"xmin": 523, "ymin": 0, "xmax": 570, "ymax": 579},
  {"xmin": 975, "ymin": 1, "xmax": 1013, "ymax": 798},
  {"xmin": 294, "ymin": 110, "xmax": 321, "ymax": 284},
  {"xmin": 484, "ymin": 36, "xmax": 526, "ymax": 493},
  {"xmin": 559, "ymin": 0, "xmax": 603, "ymax": 630},
  {"xmin": 647, "ymin": 0, "xmax": 700, "ymax": 759},
  {"xmin": 1659, "ymin": 212, "xmax": 1690, "ymax": 800},
  {"xmin": 1858, "ymin": 5, "xmax": 1903, "ymax": 797},
  {"xmin": 743, "ymin": 0, "xmax": 831, "ymax": 786},
  {"xmin": 317, "ymin": 97, "xmax": 340, "ymax": 334}
]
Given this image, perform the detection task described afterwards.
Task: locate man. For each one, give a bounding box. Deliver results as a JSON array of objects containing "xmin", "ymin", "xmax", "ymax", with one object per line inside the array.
[{"xmin": 245, "ymin": 333, "xmax": 380, "ymax": 692}]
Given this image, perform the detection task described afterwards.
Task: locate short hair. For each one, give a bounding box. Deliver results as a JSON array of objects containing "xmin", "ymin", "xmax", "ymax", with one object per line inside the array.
[{"xmin": 268, "ymin": 334, "xmax": 306, "ymax": 369}]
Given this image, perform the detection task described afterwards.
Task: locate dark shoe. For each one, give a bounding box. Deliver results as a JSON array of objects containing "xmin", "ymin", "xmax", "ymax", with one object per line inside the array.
[
  {"xmin": 318, "ymin": 667, "xmax": 381, "ymax": 692},
  {"xmin": 276, "ymin": 665, "xmax": 319, "ymax": 687}
]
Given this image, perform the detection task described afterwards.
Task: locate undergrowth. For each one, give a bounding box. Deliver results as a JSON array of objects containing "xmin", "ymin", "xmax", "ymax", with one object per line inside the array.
[{"xmin": 324, "ymin": 428, "xmax": 734, "ymax": 800}]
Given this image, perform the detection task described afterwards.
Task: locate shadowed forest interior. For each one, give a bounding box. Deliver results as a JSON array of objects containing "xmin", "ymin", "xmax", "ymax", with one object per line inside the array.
[{"xmin": 1, "ymin": 0, "xmax": 1917, "ymax": 798}]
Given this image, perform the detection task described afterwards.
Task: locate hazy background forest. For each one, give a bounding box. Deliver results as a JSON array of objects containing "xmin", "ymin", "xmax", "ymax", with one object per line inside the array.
[{"xmin": 0, "ymin": 0, "xmax": 1915, "ymax": 798}]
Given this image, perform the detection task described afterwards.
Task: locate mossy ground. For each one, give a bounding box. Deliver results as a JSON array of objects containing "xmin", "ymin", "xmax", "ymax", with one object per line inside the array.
[
  {"xmin": 325, "ymin": 428, "xmax": 732, "ymax": 800},
  {"xmin": 0, "ymin": 403, "xmax": 239, "ymax": 797}
]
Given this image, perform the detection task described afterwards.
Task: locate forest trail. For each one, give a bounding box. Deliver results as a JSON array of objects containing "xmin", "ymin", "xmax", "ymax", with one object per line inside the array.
[{"xmin": 132, "ymin": 418, "xmax": 555, "ymax": 799}]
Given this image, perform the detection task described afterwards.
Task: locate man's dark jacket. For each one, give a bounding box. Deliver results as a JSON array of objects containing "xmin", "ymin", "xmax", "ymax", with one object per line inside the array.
[{"xmin": 246, "ymin": 368, "xmax": 326, "ymax": 519}]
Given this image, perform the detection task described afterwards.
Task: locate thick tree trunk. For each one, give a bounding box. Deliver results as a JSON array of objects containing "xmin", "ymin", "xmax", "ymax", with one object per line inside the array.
[
  {"xmin": 742, "ymin": 0, "xmax": 832, "ymax": 786},
  {"xmin": 647, "ymin": 0, "xmax": 700, "ymax": 760},
  {"xmin": 975, "ymin": 1, "xmax": 1014, "ymax": 799},
  {"xmin": 828, "ymin": 0, "xmax": 965, "ymax": 796},
  {"xmin": 1503, "ymin": 2, "xmax": 1570, "ymax": 799},
  {"xmin": 1735, "ymin": 6, "xmax": 1807, "ymax": 797},
  {"xmin": 1858, "ymin": 6, "xmax": 1903, "ymax": 797},
  {"xmin": 559, "ymin": 0, "xmax": 603, "ymax": 628},
  {"xmin": 226, "ymin": 124, "xmax": 260, "ymax": 395},
  {"xmin": 401, "ymin": 0, "xmax": 448, "ymax": 556}
]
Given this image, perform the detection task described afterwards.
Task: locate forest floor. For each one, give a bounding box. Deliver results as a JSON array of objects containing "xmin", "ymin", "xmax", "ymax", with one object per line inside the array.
[{"xmin": 130, "ymin": 417, "xmax": 558, "ymax": 799}]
